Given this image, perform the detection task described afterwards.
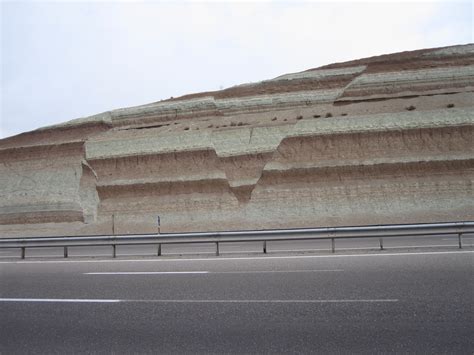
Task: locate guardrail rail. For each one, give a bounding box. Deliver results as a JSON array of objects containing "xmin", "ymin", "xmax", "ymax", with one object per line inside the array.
[{"xmin": 0, "ymin": 221, "xmax": 473, "ymax": 259}]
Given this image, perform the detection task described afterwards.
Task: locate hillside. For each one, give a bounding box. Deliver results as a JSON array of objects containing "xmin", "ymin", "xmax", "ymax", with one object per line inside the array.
[{"xmin": 1, "ymin": 43, "xmax": 473, "ymax": 236}]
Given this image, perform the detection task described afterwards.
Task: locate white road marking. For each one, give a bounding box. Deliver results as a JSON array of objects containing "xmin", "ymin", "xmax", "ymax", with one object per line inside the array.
[
  {"xmin": 443, "ymin": 238, "xmax": 474, "ymax": 241},
  {"xmin": 0, "ymin": 252, "xmax": 258, "ymax": 258},
  {"xmin": 0, "ymin": 298, "xmax": 398, "ymax": 304},
  {"xmin": 271, "ymin": 244, "xmax": 459, "ymax": 252},
  {"xmin": 0, "ymin": 250, "xmax": 472, "ymax": 264},
  {"xmin": 85, "ymin": 271, "xmax": 210, "ymax": 275},
  {"xmin": 84, "ymin": 269, "xmax": 344, "ymax": 275},
  {"xmin": 0, "ymin": 298, "xmax": 120, "ymax": 303},
  {"xmin": 0, "ymin": 254, "xmax": 112, "ymax": 259},
  {"xmin": 129, "ymin": 299, "xmax": 400, "ymax": 304}
]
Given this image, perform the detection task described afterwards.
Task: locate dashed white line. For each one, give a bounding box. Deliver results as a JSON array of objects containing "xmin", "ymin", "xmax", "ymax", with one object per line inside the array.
[
  {"xmin": 84, "ymin": 269, "xmax": 344, "ymax": 275},
  {"xmin": 85, "ymin": 271, "xmax": 209, "ymax": 275}
]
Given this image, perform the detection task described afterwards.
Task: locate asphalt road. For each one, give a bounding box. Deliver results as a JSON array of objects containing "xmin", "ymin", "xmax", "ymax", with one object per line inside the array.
[
  {"xmin": 0, "ymin": 234, "xmax": 473, "ymax": 259},
  {"xmin": 1, "ymin": 249, "xmax": 473, "ymax": 354}
]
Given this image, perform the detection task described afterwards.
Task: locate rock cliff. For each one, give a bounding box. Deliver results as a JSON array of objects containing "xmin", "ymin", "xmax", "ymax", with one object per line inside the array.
[{"xmin": 1, "ymin": 44, "xmax": 473, "ymax": 236}]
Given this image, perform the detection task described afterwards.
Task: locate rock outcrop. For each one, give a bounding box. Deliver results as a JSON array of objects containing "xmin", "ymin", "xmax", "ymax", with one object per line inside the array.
[{"xmin": 1, "ymin": 44, "xmax": 473, "ymax": 236}]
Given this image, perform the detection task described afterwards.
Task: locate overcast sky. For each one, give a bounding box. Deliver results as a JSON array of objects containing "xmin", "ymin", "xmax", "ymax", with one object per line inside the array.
[{"xmin": 1, "ymin": 0, "xmax": 472, "ymax": 139}]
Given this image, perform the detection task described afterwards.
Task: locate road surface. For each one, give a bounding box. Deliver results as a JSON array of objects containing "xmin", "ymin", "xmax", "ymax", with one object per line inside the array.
[{"xmin": 1, "ymin": 248, "xmax": 473, "ymax": 353}]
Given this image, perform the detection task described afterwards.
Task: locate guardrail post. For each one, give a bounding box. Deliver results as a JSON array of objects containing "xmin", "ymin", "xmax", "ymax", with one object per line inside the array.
[
  {"xmin": 331, "ymin": 238, "xmax": 335, "ymax": 253},
  {"xmin": 263, "ymin": 241, "xmax": 267, "ymax": 254},
  {"xmin": 64, "ymin": 246, "xmax": 68, "ymax": 258},
  {"xmin": 458, "ymin": 233, "xmax": 463, "ymax": 249},
  {"xmin": 112, "ymin": 244, "xmax": 116, "ymax": 258},
  {"xmin": 379, "ymin": 238, "xmax": 384, "ymax": 250},
  {"xmin": 157, "ymin": 243, "xmax": 162, "ymax": 256},
  {"xmin": 21, "ymin": 247, "xmax": 25, "ymax": 259},
  {"xmin": 216, "ymin": 242, "xmax": 220, "ymax": 256}
]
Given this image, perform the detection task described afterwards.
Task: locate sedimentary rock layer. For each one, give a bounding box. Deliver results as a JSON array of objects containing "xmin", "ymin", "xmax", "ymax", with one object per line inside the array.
[{"xmin": 1, "ymin": 44, "xmax": 473, "ymax": 236}]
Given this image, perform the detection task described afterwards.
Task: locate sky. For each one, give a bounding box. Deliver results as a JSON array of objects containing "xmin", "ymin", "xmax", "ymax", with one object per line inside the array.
[{"xmin": 1, "ymin": 0, "xmax": 472, "ymax": 139}]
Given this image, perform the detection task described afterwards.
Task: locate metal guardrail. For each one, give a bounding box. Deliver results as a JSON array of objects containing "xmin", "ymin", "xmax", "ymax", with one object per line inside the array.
[{"xmin": 0, "ymin": 221, "xmax": 472, "ymax": 259}]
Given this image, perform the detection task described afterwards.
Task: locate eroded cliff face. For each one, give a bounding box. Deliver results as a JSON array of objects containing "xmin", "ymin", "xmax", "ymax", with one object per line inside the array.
[{"xmin": 1, "ymin": 44, "xmax": 473, "ymax": 236}]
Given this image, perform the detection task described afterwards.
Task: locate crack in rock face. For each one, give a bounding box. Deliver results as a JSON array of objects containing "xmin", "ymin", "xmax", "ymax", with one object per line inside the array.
[{"xmin": 218, "ymin": 153, "xmax": 275, "ymax": 204}]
